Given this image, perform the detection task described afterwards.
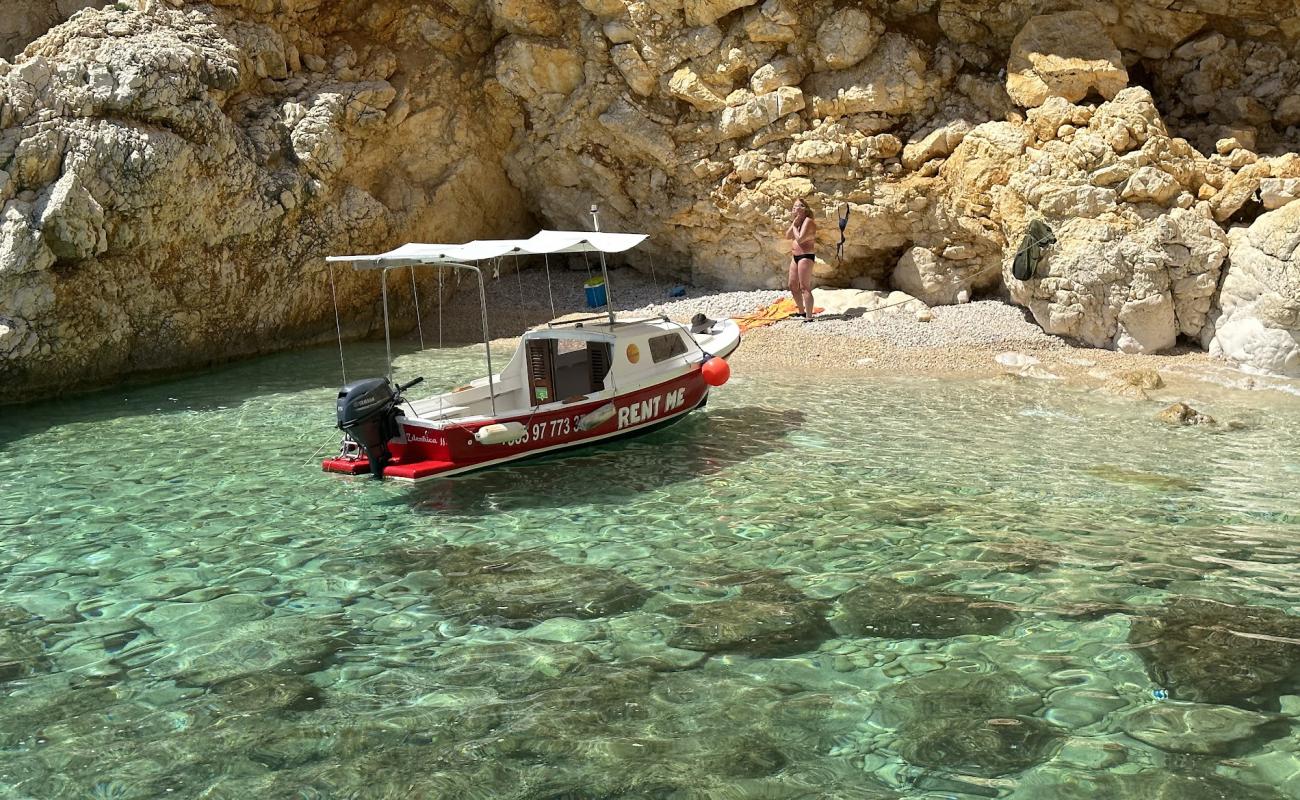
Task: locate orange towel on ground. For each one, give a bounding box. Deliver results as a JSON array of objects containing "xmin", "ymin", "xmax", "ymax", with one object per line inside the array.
[{"xmin": 734, "ymin": 298, "xmax": 825, "ymax": 332}]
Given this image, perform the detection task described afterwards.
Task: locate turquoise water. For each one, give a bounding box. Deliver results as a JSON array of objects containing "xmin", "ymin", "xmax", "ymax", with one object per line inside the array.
[{"xmin": 1, "ymin": 342, "xmax": 1298, "ymax": 799}]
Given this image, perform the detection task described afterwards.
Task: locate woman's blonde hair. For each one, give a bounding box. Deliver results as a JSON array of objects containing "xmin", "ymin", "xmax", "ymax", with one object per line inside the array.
[{"xmin": 793, "ymin": 197, "xmax": 816, "ymax": 215}]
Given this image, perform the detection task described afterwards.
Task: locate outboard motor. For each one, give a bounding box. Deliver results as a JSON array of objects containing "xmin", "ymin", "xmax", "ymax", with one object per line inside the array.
[{"xmin": 336, "ymin": 376, "xmax": 422, "ymax": 479}]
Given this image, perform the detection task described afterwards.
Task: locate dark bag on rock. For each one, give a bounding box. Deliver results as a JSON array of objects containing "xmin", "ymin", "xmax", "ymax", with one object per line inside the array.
[{"xmin": 1012, "ymin": 219, "xmax": 1056, "ymax": 281}]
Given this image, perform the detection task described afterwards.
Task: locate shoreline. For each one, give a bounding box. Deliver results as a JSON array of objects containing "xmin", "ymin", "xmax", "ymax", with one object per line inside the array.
[{"xmin": 447, "ymin": 266, "xmax": 1300, "ymax": 411}]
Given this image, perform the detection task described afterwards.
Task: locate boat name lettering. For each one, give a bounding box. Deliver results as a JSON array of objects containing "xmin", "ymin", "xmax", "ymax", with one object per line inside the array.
[
  {"xmin": 617, "ymin": 388, "xmax": 686, "ymax": 429},
  {"xmin": 406, "ymin": 432, "xmax": 447, "ymax": 446}
]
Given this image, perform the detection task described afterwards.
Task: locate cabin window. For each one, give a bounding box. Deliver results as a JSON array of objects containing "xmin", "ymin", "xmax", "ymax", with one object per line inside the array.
[{"xmin": 648, "ymin": 332, "xmax": 688, "ymax": 363}]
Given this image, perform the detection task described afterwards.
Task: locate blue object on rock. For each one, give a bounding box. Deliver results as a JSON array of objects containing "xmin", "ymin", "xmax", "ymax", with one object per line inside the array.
[{"xmin": 669, "ymin": 284, "xmax": 686, "ymax": 297}]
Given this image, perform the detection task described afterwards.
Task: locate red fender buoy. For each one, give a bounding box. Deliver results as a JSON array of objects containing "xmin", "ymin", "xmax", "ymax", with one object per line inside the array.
[{"xmin": 701, "ymin": 356, "xmax": 730, "ymax": 386}]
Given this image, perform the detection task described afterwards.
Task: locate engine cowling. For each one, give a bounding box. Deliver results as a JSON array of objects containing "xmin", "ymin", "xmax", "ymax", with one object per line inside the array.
[{"xmin": 336, "ymin": 378, "xmax": 400, "ymax": 478}]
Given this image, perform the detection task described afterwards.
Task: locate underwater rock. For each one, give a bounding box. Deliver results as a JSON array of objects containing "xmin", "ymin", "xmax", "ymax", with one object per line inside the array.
[
  {"xmin": 1120, "ymin": 702, "xmax": 1289, "ymax": 755},
  {"xmin": 212, "ymin": 673, "xmax": 324, "ymax": 713},
  {"xmin": 146, "ymin": 617, "xmax": 346, "ymax": 686},
  {"xmin": 0, "ymin": 629, "xmax": 51, "ymax": 683},
  {"xmin": 662, "ymin": 576, "xmax": 833, "ymax": 657},
  {"xmin": 1022, "ymin": 771, "xmax": 1290, "ymax": 800},
  {"xmin": 963, "ymin": 541, "xmax": 1057, "ymax": 573},
  {"xmin": 1083, "ymin": 464, "xmax": 1201, "ymax": 491},
  {"xmin": 879, "ymin": 668, "xmax": 1044, "ymax": 729},
  {"xmin": 390, "ymin": 544, "xmax": 649, "ymax": 627},
  {"xmin": 429, "ymin": 640, "xmax": 606, "ymax": 699},
  {"xmin": 894, "ymin": 715, "xmax": 1064, "ymax": 777},
  {"xmin": 831, "ymin": 579, "xmax": 1018, "ymax": 639},
  {"xmin": 1128, "ymin": 598, "xmax": 1300, "ymax": 708},
  {"xmin": 1156, "ymin": 402, "xmax": 1216, "ymax": 426}
]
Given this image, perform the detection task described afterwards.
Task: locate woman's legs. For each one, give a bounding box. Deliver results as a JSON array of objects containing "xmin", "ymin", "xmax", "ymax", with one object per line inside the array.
[
  {"xmin": 797, "ymin": 257, "xmax": 815, "ymax": 317},
  {"xmin": 787, "ymin": 257, "xmax": 805, "ymax": 316}
]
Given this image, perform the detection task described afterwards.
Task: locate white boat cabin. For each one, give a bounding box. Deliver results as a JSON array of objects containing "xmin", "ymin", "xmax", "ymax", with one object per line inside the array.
[{"xmin": 409, "ymin": 317, "xmax": 702, "ymax": 424}]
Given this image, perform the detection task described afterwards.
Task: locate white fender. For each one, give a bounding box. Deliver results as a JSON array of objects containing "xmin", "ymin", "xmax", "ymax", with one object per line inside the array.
[
  {"xmin": 473, "ymin": 422, "xmax": 527, "ymax": 445},
  {"xmin": 577, "ymin": 402, "xmax": 617, "ymax": 431}
]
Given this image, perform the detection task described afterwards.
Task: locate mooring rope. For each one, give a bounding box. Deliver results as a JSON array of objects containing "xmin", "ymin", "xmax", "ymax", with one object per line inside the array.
[
  {"xmin": 410, "ymin": 265, "xmax": 425, "ymax": 350},
  {"xmin": 543, "ymin": 253, "xmax": 557, "ymax": 321}
]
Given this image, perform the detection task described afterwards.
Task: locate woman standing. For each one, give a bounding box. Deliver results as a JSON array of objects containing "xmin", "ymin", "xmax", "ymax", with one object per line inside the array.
[{"xmin": 785, "ymin": 198, "xmax": 817, "ymax": 319}]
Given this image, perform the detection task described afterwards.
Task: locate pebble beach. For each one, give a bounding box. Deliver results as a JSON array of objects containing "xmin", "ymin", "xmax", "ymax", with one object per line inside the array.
[{"xmin": 442, "ymin": 264, "xmax": 1300, "ymax": 404}]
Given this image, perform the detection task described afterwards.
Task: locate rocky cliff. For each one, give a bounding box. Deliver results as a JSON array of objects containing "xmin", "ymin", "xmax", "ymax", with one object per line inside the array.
[{"xmin": 3, "ymin": 0, "xmax": 1300, "ymax": 398}]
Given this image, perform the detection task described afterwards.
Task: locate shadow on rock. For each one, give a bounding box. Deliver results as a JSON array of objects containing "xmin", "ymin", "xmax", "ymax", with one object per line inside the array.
[{"xmin": 400, "ymin": 407, "xmax": 806, "ymax": 516}]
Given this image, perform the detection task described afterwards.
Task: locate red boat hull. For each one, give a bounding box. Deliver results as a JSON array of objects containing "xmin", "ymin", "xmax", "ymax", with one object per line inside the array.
[{"xmin": 323, "ymin": 368, "xmax": 709, "ymax": 482}]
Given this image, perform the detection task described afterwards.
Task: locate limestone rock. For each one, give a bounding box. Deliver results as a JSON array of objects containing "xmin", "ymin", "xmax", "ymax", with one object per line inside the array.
[
  {"xmin": 902, "ymin": 120, "xmax": 973, "ymax": 170},
  {"xmin": 718, "ymin": 86, "xmax": 803, "ymax": 140},
  {"xmin": 1006, "ymin": 11, "xmax": 1128, "ymax": 109},
  {"xmin": 611, "ymin": 45, "xmax": 656, "ymax": 97},
  {"xmin": 894, "ymin": 245, "xmax": 995, "ymax": 306},
  {"xmin": 1259, "ymin": 178, "xmax": 1300, "ymax": 211},
  {"xmin": 1120, "ymin": 166, "xmax": 1181, "ymax": 206},
  {"xmin": 812, "ymin": 8, "xmax": 884, "ymax": 72},
  {"xmin": 806, "ymin": 33, "xmax": 942, "ymax": 118},
  {"xmin": 685, "ymin": 0, "xmax": 759, "ymax": 28},
  {"xmin": 1206, "ymin": 202, "xmax": 1300, "ymax": 377},
  {"xmin": 669, "ymin": 67, "xmax": 727, "ymax": 112},
  {"xmin": 1155, "ymin": 402, "xmax": 1215, "ymax": 426},
  {"xmin": 749, "ymin": 56, "xmax": 801, "ymax": 94},
  {"xmin": 496, "ymin": 38, "xmax": 584, "ymax": 98},
  {"xmin": 489, "ymin": 0, "xmax": 562, "ymax": 36},
  {"xmin": 743, "ymin": 0, "xmax": 798, "ymax": 44}
]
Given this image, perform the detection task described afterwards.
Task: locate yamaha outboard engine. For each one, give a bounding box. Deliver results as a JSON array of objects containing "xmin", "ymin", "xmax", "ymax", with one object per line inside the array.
[{"xmin": 336, "ymin": 376, "xmax": 422, "ymax": 479}]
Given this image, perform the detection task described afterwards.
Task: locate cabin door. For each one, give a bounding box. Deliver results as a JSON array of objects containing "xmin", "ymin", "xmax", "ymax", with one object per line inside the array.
[{"xmin": 525, "ymin": 339, "xmax": 557, "ymax": 405}]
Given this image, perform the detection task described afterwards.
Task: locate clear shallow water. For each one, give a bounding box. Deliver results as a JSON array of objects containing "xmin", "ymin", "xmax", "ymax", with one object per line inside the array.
[{"xmin": 1, "ymin": 342, "xmax": 1298, "ymax": 799}]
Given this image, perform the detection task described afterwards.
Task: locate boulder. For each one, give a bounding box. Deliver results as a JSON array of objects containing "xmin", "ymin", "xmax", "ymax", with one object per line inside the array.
[
  {"xmin": 1155, "ymin": 402, "xmax": 1215, "ymax": 426},
  {"xmin": 893, "ymin": 245, "xmax": 996, "ymax": 306},
  {"xmin": 1128, "ymin": 598, "xmax": 1300, "ymax": 708},
  {"xmin": 811, "ymin": 8, "xmax": 884, "ymax": 72},
  {"xmin": 392, "ymin": 544, "xmax": 650, "ymax": 627},
  {"xmin": 1006, "ymin": 11, "xmax": 1129, "ymax": 108},
  {"xmin": 831, "ymin": 578, "xmax": 1018, "ymax": 639},
  {"xmin": 662, "ymin": 574, "xmax": 832, "ymax": 657},
  {"xmin": 1206, "ymin": 202, "xmax": 1300, "ymax": 377}
]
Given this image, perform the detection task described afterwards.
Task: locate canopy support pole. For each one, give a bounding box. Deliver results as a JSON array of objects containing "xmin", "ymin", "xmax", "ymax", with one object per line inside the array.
[
  {"xmin": 590, "ymin": 205, "xmax": 616, "ymax": 326},
  {"xmin": 381, "ymin": 268, "xmax": 393, "ymax": 380},
  {"xmin": 473, "ymin": 263, "xmax": 497, "ymax": 417}
]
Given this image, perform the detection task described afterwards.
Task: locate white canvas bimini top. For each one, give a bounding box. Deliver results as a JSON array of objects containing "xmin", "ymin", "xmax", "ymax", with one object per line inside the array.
[{"xmin": 326, "ymin": 230, "xmax": 647, "ymax": 269}]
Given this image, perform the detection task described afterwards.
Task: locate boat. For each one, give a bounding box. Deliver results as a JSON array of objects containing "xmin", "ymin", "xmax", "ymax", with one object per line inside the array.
[{"xmin": 320, "ymin": 215, "xmax": 741, "ymax": 483}]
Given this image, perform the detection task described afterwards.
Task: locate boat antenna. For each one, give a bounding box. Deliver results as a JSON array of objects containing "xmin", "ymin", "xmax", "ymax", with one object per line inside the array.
[{"xmin": 591, "ymin": 204, "xmax": 616, "ymax": 326}]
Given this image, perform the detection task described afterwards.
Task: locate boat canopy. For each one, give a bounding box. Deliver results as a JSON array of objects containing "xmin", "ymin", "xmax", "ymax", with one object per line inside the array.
[{"xmin": 326, "ymin": 230, "xmax": 648, "ymax": 269}]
